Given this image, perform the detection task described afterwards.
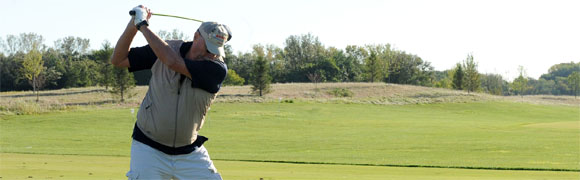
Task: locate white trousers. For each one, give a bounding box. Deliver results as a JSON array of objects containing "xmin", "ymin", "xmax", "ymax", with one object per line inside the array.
[{"xmin": 126, "ymin": 140, "xmax": 223, "ymax": 180}]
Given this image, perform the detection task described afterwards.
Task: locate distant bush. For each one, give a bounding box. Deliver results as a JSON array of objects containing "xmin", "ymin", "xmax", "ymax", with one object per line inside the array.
[
  {"xmin": 224, "ymin": 69, "xmax": 245, "ymax": 86},
  {"xmin": 328, "ymin": 88, "xmax": 354, "ymax": 97},
  {"xmin": 281, "ymin": 99, "xmax": 294, "ymax": 103}
]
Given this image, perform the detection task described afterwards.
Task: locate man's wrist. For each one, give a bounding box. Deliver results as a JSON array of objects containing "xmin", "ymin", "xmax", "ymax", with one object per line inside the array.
[
  {"xmin": 136, "ymin": 20, "xmax": 149, "ymax": 31},
  {"xmin": 126, "ymin": 19, "xmax": 138, "ymax": 32},
  {"xmin": 138, "ymin": 24, "xmax": 152, "ymax": 36}
]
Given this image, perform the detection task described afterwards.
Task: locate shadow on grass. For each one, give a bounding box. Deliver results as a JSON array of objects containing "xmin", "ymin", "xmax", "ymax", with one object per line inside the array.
[
  {"xmin": 64, "ymin": 100, "xmax": 116, "ymax": 106},
  {"xmin": 216, "ymin": 159, "xmax": 580, "ymax": 172},
  {"xmin": 410, "ymin": 92, "xmax": 474, "ymax": 99},
  {"xmin": 217, "ymin": 94, "xmax": 256, "ymax": 98}
]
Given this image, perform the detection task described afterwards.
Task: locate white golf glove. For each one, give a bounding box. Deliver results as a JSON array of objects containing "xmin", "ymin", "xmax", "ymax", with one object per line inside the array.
[{"xmin": 129, "ymin": 5, "xmax": 149, "ymax": 30}]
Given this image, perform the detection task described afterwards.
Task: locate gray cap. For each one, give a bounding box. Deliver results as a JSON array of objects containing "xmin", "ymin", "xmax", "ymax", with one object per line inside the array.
[{"xmin": 198, "ymin": 22, "xmax": 232, "ymax": 57}]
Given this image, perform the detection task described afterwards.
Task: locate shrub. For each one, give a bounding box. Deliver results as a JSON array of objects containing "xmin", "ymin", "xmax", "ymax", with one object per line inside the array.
[
  {"xmin": 328, "ymin": 88, "xmax": 354, "ymax": 97},
  {"xmin": 224, "ymin": 69, "xmax": 245, "ymax": 86}
]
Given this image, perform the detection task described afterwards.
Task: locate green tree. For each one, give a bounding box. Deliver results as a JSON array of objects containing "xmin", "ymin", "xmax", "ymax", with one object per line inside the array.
[
  {"xmin": 223, "ymin": 44, "xmax": 235, "ymax": 65},
  {"xmin": 1, "ymin": 33, "xmax": 47, "ymax": 92},
  {"xmin": 463, "ymin": 54, "xmax": 480, "ymax": 93},
  {"xmin": 54, "ymin": 36, "xmax": 90, "ymax": 60},
  {"xmin": 365, "ymin": 44, "xmax": 392, "ymax": 83},
  {"xmin": 251, "ymin": 56, "xmax": 272, "ymax": 96},
  {"xmin": 434, "ymin": 70, "xmax": 453, "ymax": 89},
  {"xmin": 530, "ymin": 78, "xmax": 555, "ymax": 95},
  {"xmin": 365, "ymin": 51, "xmax": 381, "ymax": 82},
  {"xmin": 230, "ymin": 52, "xmax": 253, "ymax": 84},
  {"xmin": 385, "ymin": 50, "xmax": 432, "ymax": 85},
  {"xmin": 412, "ymin": 59, "xmax": 434, "ymax": 86},
  {"xmin": 110, "ymin": 67, "xmax": 135, "ymax": 102},
  {"xmin": 0, "ymin": 53, "xmax": 4, "ymax": 91},
  {"xmin": 64, "ymin": 60, "xmax": 100, "ymax": 87},
  {"xmin": 41, "ymin": 48, "xmax": 66, "ymax": 89},
  {"xmin": 92, "ymin": 41, "xmax": 114, "ymax": 89},
  {"xmin": 21, "ymin": 50, "xmax": 44, "ymax": 102},
  {"xmin": 310, "ymin": 47, "xmax": 340, "ymax": 82},
  {"xmin": 481, "ymin": 73, "xmax": 504, "ymax": 95},
  {"xmin": 541, "ymin": 62, "xmax": 580, "ymax": 81},
  {"xmin": 538, "ymin": 62, "xmax": 579, "ymax": 95},
  {"xmin": 283, "ymin": 33, "xmax": 325, "ymax": 82},
  {"xmin": 1, "ymin": 52, "xmax": 26, "ymax": 91},
  {"xmin": 341, "ymin": 45, "xmax": 365, "ymax": 82},
  {"xmin": 223, "ymin": 69, "xmax": 245, "ymax": 86},
  {"xmin": 36, "ymin": 66, "xmax": 62, "ymax": 91},
  {"xmin": 452, "ymin": 63, "xmax": 464, "ymax": 90},
  {"xmin": 266, "ymin": 44, "xmax": 286, "ymax": 83},
  {"xmin": 511, "ymin": 66, "xmax": 529, "ymax": 98},
  {"xmin": 345, "ymin": 45, "xmax": 367, "ymax": 82},
  {"xmin": 568, "ymin": 71, "xmax": 580, "ymax": 98}
]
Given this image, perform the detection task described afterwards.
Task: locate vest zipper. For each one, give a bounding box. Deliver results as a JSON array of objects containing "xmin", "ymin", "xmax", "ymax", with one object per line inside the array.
[
  {"xmin": 173, "ymin": 95, "xmax": 179, "ymax": 147},
  {"xmin": 173, "ymin": 75, "xmax": 186, "ymax": 147}
]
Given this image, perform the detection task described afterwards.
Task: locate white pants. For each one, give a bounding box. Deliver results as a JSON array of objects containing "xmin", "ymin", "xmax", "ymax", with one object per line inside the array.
[{"xmin": 126, "ymin": 140, "xmax": 223, "ymax": 180}]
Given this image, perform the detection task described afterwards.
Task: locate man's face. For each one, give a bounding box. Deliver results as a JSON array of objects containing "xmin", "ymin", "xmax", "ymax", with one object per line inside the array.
[
  {"xmin": 193, "ymin": 31, "xmax": 206, "ymax": 51},
  {"xmin": 190, "ymin": 30, "xmax": 215, "ymax": 59}
]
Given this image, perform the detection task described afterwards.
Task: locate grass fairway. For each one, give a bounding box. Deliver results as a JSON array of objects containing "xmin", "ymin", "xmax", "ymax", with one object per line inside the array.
[
  {"xmin": 204, "ymin": 102, "xmax": 579, "ymax": 170},
  {"xmin": 1, "ymin": 101, "xmax": 579, "ymax": 178},
  {"xmin": 2, "ymin": 153, "xmax": 579, "ymax": 180}
]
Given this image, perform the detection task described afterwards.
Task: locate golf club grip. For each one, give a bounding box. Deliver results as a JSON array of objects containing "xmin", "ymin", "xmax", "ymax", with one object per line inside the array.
[{"xmin": 129, "ymin": 10, "xmax": 136, "ymax": 16}]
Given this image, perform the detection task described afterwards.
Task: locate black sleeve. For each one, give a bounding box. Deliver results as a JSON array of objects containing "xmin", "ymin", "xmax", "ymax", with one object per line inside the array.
[
  {"xmin": 128, "ymin": 45, "xmax": 158, "ymax": 72},
  {"xmin": 184, "ymin": 60, "xmax": 228, "ymax": 93}
]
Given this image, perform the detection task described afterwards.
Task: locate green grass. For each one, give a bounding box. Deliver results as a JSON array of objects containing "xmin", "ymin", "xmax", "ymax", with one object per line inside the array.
[
  {"xmin": 204, "ymin": 102, "xmax": 580, "ymax": 171},
  {"xmin": 1, "ymin": 101, "xmax": 579, "ymax": 178},
  {"xmin": 2, "ymin": 153, "xmax": 579, "ymax": 180},
  {"xmin": 0, "ymin": 108, "xmax": 135, "ymax": 156}
]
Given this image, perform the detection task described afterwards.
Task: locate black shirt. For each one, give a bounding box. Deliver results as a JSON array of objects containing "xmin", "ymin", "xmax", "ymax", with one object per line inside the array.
[{"xmin": 127, "ymin": 42, "xmax": 227, "ymax": 93}]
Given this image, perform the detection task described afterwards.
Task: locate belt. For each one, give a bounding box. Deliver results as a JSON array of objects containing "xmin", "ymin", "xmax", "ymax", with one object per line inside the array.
[{"xmin": 132, "ymin": 123, "xmax": 208, "ymax": 155}]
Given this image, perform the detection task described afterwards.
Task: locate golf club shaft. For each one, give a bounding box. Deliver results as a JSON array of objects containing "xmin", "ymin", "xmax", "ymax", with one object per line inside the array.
[
  {"xmin": 152, "ymin": 13, "xmax": 204, "ymax": 23},
  {"xmin": 129, "ymin": 10, "xmax": 204, "ymax": 23}
]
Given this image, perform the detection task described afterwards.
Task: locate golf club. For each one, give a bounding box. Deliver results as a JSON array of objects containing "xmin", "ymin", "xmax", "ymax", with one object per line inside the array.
[{"xmin": 129, "ymin": 10, "xmax": 204, "ymax": 23}]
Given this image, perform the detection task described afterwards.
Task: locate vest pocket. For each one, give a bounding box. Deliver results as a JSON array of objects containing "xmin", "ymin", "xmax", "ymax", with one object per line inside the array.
[{"xmin": 142, "ymin": 101, "xmax": 158, "ymax": 134}]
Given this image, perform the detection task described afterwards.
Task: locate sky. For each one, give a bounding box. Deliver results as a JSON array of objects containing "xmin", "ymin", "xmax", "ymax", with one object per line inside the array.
[{"xmin": 1, "ymin": 0, "xmax": 579, "ymax": 80}]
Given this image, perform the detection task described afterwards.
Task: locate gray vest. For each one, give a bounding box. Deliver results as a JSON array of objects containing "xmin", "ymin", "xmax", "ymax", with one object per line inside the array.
[{"xmin": 136, "ymin": 40, "xmax": 216, "ymax": 147}]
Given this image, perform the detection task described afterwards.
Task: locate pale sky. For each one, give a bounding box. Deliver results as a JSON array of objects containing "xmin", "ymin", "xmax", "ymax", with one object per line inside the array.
[{"xmin": 1, "ymin": 0, "xmax": 579, "ymax": 80}]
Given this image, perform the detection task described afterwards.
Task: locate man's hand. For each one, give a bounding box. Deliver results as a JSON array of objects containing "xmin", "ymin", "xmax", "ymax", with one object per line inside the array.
[{"xmin": 130, "ymin": 5, "xmax": 151, "ymax": 30}]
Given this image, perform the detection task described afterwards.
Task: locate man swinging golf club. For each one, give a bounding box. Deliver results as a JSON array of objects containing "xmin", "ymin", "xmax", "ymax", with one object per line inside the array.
[{"xmin": 111, "ymin": 5, "xmax": 231, "ymax": 180}]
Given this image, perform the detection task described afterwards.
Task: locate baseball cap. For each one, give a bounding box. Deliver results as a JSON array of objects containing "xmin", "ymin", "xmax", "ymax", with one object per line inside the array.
[{"xmin": 198, "ymin": 22, "xmax": 232, "ymax": 57}]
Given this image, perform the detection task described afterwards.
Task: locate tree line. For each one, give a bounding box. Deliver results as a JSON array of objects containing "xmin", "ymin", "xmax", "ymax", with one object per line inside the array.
[
  {"xmin": 435, "ymin": 59, "xmax": 579, "ymax": 97},
  {"xmin": 0, "ymin": 33, "xmax": 134, "ymax": 101},
  {"xmin": 224, "ymin": 33, "xmax": 579, "ymax": 97},
  {"xmin": 1, "ymin": 32, "xmax": 579, "ymax": 99}
]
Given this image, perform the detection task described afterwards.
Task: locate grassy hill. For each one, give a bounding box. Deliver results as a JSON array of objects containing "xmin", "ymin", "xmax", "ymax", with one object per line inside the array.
[{"xmin": 1, "ymin": 83, "xmax": 577, "ymax": 115}]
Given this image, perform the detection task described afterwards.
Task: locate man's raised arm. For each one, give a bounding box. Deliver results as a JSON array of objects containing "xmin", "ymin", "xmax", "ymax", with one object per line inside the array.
[
  {"xmin": 139, "ymin": 26, "xmax": 191, "ymax": 78},
  {"xmin": 111, "ymin": 18, "xmax": 138, "ymax": 68},
  {"xmin": 125, "ymin": 5, "xmax": 191, "ymax": 78}
]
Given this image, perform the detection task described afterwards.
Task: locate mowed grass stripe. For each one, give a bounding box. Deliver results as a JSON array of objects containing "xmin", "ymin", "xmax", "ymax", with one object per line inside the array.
[
  {"xmin": 213, "ymin": 159, "xmax": 580, "ymax": 172},
  {"xmin": 1, "ymin": 102, "xmax": 578, "ymax": 171},
  {"xmin": 2, "ymin": 153, "xmax": 580, "ymax": 180},
  {"xmin": 4, "ymin": 152, "xmax": 577, "ymax": 172}
]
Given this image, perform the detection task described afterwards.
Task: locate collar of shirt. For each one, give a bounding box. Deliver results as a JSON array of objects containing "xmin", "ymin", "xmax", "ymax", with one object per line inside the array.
[{"xmin": 179, "ymin": 41, "xmax": 193, "ymax": 58}]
